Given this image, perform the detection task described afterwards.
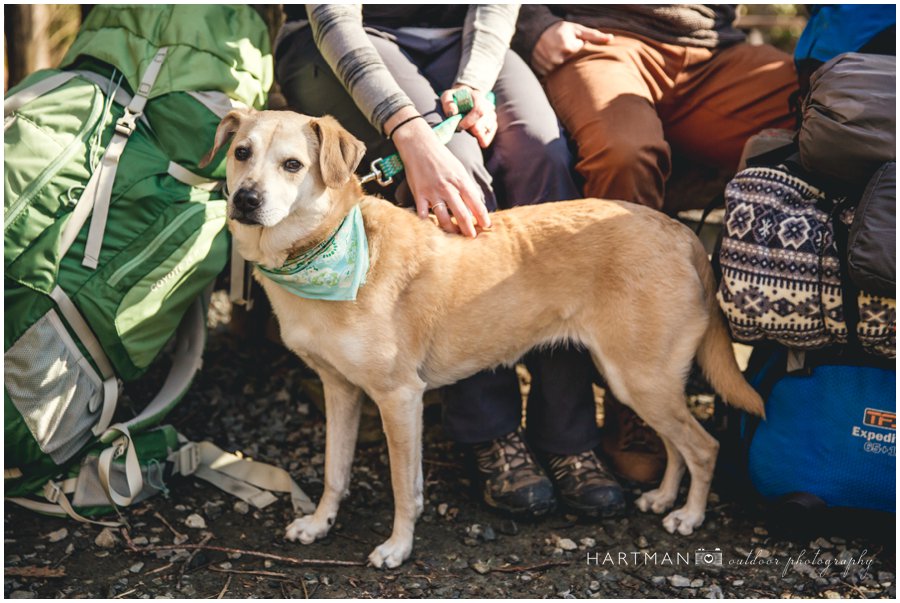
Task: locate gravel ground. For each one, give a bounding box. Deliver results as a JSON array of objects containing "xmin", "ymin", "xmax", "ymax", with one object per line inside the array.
[{"xmin": 5, "ymin": 292, "xmax": 896, "ymax": 599}]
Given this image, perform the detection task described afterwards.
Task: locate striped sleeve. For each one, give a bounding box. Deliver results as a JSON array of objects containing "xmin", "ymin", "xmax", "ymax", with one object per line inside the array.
[
  {"xmin": 307, "ymin": 4, "xmax": 414, "ymax": 132},
  {"xmin": 455, "ymin": 4, "xmax": 521, "ymax": 92}
]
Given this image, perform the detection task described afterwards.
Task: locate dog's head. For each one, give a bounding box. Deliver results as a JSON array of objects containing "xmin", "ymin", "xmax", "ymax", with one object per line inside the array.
[{"xmin": 201, "ymin": 110, "xmax": 366, "ymax": 261}]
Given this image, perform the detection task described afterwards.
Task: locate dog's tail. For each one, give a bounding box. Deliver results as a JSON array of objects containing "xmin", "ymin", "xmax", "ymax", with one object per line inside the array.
[{"xmin": 691, "ymin": 238, "xmax": 765, "ymax": 417}]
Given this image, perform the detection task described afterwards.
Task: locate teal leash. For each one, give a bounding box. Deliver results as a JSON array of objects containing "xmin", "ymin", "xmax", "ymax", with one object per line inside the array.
[{"xmin": 360, "ymin": 89, "xmax": 496, "ymax": 187}]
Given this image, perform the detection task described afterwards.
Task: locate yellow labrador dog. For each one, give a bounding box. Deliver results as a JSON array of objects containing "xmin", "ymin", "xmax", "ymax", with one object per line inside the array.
[{"xmin": 204, "ymin": 109, "xmax": 764, "ymax": 568}]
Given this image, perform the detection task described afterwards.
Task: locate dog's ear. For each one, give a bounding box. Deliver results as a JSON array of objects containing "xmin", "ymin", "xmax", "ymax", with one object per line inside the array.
[
  {"xmin": 199, "ymin": 109, "xmax": 249, "ymax": 168},
  {"xmin": 310, "ymin": 115, "xmax": 366, "ymax": 188}
]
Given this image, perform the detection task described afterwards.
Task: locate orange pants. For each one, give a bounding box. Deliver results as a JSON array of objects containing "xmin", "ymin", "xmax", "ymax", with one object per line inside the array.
[{"xmin": 544, "ymin": 31, "xmax": 798, "ymax": 213}]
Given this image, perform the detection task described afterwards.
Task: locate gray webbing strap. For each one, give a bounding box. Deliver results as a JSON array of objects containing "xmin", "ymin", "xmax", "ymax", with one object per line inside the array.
[
  {"xmin": 172, "ymin": 440, "xmax": 316, "ymax": 515},
  {"xmin": 6, "ymin": 480, "xmax": 122, "ymax": 527},
  {"xmin": 4, "ymin": 72, "xmax": 79, "ymax": 118},
  {"xmin": 98, "ymin": 424, "xmax": 143, "ymax": 507},
  {"xmin": 80, "ymin": 46, "xmax": 169, "ymax": 269},
  {"xmin": 167, "ymin": 162, "xmax": 221, "ymax": 191},
  {"xmin": 186, "ymin": 90, "xmax": 248, "ymax": 119},
  {"xmin": 49, "ymin": 286, "xmax": 119, "ymax": 436}
]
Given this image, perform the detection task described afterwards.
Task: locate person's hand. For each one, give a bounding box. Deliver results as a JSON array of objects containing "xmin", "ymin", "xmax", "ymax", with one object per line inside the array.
[
  {"xmin": 385, "ymin": 108, "xmax": 491, "ymax": 238},
  {"xmin": 532, "ymin": 21, "xmax": 614, "ymax": 77},
  {"xmin": 440, "ymin": 85, "xmax": 498, "ymax": 149}
]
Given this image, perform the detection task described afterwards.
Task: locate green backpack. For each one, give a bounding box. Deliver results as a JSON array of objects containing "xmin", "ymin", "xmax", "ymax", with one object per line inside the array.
[{"xmin": 4, "ymin": 6, "xmax": 313, "ymax": 523}]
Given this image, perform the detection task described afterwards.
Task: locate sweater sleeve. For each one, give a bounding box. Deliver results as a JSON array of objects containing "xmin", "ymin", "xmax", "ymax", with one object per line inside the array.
[
  {"xmin": 511, "ymin": 4, "xmax": 563, "ymax": 66},
  {"xmin": 307, "ymin": 4, "xmax": 414, "ymax": 132},
  {"xmin": 454, "ymin": 4, "xmax": 520, "ymax": 92}
]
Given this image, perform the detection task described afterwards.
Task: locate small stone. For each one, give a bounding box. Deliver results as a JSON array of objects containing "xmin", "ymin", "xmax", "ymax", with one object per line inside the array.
[
  {"xmin": 669, "ymin": 575, "xmax": 691, "ymax": 588},
  {"xmin": 580, "ymin": 537, "xmax": 596, "ymax": 548},
  {"xmin": 233, "ymin": 501, "xmax": 250, "ymax": 515},
  {"xmin": 482, "ymin": 525, "xmax": 496, "ymax": 542},
  {"xmin": 184, "ymin": 514, "xmax": 206, "ymax": 529},
  {"xmin": 470, "ymin": 560, "xmax": 491, "ymax": 575},
  {"xmin": 132, "ymin": 536, "xmax": 149, "ymax": 546},
  {"xmin": 227, "ymin": 552, "xmax": 242, "ymax": 560},
  {"xmin": 264, "ymin": 560, "xmax": 274, "ymax": 568},
  {"xmin": 706, "ymin": 584, "xmax": 724, "ymax": 599},
  {"xmin": 219, "ymin": 562, "xmax": 232, "ymax": 570},
  {"xmin": 732, "ymin": 580, "xmax": 744, "ymax": 587},
  {"xmin": 753, "ymin": 526, "xmax": 769, "ymax": 536},
  {"xmin": 47, "ymin": 528, "xmax": 68, "ymax": 543},
  {"xmin": 9, "ymin": 591, "xmax": 34, "ymax": 599},
  {"xmin": 823, "ymin": 591, "xmax": 841, "ymax": 599},
  {"xmin": 520, "ymin": 574, "xmax": 532, "ymax": 583},
  {"xmin": 437, "ymin": 503, "xmax": 448, "ymax": 516},
  {"xmin": 691, "ymin": 579, "xmax": 704, "ymax": 588},
  {"xmin": 95, "ymin": 528, "xmax": 119, "ymax": 549},
  {"xmin": 636, "ymin": 535, "xmax": 649, "ymax": 548},
  {"xmin": 589, "ymin": 580, "xmax": 600, "ymax": 591},
  {"xmin": 129, "ymin": 563, "xmax": 145, "ymax": 574},
  {"xmin": 811, "ymin": 537, "xmax": 833, "ymax": 550},
  {"xmin": 558, "ymin": 538, "xmax": 578, "ymax": 551},
  {"xmin": 65, "ymin": 543, "xmax": 75, "ymax": 555},
  {"xmin": 877, "ymin": 572, "xmax": 894, "ymax": 583},
  {"xmin": 757, "ymin": 548, "xmax": 772, "ymax": 559},
  {"xmin": 651, "ymin": 576, "xmax": 666, "ymax": 586}
]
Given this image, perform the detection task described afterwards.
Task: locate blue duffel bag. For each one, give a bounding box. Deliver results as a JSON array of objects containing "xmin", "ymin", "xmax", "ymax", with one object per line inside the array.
[{"xmin": 741, "ymin": 347, "xmax": 896, "ymax": 514}]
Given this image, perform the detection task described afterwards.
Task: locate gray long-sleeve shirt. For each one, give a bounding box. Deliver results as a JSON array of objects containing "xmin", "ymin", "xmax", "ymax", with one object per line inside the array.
[{"xmin": 300, "ymin": 4, "xmax": 519, "ymax": 132}]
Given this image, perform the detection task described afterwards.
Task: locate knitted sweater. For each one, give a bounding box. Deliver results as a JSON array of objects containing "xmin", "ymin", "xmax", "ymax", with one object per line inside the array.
[
  {"xmin": 285, "ymin": 4, "xmax": 519, "ymax": 132},
  {"xmin": 513, "ymin": 4, "xmax": 745, "ymax": 63}
]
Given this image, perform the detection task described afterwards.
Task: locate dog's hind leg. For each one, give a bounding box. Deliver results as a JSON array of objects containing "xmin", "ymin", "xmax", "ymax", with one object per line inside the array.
[
  {"xmin": 595, "ymin": 350, "xmax": 718, "ymax": 536},
  {"xmin": 368, "ymin": 382, "xmax": 426, "ymax": 569},
  {"xmin": 286, "ymin": 371, "xmax": 363, "ymax": 545},
  {"xmin": 627, "ymin": 384, "xmax": 718, "ymax": 535}
]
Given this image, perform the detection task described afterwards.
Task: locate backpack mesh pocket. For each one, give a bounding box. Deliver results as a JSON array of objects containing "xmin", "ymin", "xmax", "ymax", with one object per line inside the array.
[{"xmin": 4, "ymin": 310, "xmax": 104, "ymax": 464}]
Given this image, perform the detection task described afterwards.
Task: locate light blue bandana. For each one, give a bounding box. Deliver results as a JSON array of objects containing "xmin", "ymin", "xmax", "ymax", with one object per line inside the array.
[{"xmin": 256, "ymin": 205, "xmax": 369, "ymax": 301}]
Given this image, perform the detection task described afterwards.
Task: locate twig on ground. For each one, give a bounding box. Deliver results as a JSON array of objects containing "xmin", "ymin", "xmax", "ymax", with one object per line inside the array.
[
  {"xmin": 209, "ymin": 566, "xmax": 291, "ymax": 580},
  {"xmin": 490, "ymin": 560, "xmax": 573, "ymax": 573},
  {"xmin": 114, "ymin": 587, "xmax": 139, "ymax": 599},
  {"xmin": 4, "ymin": 565, "xmax": 66, "ymax": 578},
  {"xmin": 179, "ymin": 533, "xmax": 213, "ymax": 588},
  {"xmin": 216, "ymin": 574, "xmax": 232, "ymax": 599},
  {"xmin": 145, "ymin": 562, "xmax": 175, "ymax": 576},
  {"xmin": 301, "ymin": 577, "xmax": 309, "ymax": 599},
  {"xmin": 125, "ymin": 541, "xmax": 365, "ymax": 568},
  {"xmin": 154, "ymin": 511, "xmax": 188, "ymax": 543}
]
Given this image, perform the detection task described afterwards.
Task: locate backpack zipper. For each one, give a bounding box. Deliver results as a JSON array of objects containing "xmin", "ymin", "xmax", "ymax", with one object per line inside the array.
[{"xmin": 107, "ymin": 203, "xmax": 206, "ymax": 287}]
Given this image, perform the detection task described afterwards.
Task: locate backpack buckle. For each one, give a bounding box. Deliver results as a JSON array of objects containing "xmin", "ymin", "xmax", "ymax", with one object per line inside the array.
[
  {"xmin": 114, "ymin": 111, "xmax": 138, "ymax": 137},
  {"xmin": 43, "ymin": 481, "xmax": 63, "ymax": 503},
  {"xmin": 174, "ymin": 442, "xmax": 200, "ymax": 476}
]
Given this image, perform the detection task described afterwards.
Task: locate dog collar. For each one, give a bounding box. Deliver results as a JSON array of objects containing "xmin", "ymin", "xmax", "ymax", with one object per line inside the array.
[{"xmin": 256, "ymin": 205, "xmax": 369, "ymax": 301}]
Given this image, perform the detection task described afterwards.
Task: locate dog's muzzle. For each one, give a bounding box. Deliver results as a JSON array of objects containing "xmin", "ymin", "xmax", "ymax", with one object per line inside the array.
[{"xmin": 231, "ymin": 187, "xmax": 263, "ymax": 225}]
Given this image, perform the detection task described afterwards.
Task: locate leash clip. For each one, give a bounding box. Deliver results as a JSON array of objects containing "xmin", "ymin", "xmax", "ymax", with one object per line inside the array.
[{"xmin": 360, "ymin": 158, "xmax": 393, "ymax": 187}]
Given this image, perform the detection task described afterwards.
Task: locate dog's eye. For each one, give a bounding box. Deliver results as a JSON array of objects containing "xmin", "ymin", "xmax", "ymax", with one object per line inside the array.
[
  {"xmin": 234, "ymin": 147, "xmax": 251, "ymax": 161},
  {"xmin": 283, "ymin": 159, "xmax": 302, "ymax": 173}
]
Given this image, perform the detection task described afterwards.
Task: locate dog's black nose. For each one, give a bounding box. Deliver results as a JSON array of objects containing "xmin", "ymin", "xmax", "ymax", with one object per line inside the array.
[{"xmin": 233, "ymin": 188, "xmax": 262, "ymax": 213}]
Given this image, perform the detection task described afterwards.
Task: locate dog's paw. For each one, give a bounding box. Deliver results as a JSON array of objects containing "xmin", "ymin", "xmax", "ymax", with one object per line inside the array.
[
  {"xmin": 285, "ymin": 515, "xmax": 332, "ymax": 544},
  {"xmin": 635, "ymin": 488, "xmax": 676, "ymax": 514},
  {"xmin": 662, "ymin": 507, "xmax": 705, "ymax": 536},
  {"xmin": 368, "ymin": 537, "xmax": 413, "ymax": 569}
]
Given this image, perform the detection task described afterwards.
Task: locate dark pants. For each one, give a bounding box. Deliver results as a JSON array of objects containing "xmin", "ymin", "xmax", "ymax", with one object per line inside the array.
[{"xmin": 276, "ymin": 25, "xmax": 602, "ymax": 455}]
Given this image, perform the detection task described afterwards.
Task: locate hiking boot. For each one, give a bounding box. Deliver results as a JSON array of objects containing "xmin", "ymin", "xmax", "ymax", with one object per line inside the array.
[
  {"xmin": 473, "ymin": 429, "xmax": 556, "ymax": 518},
  {"xmin": 600, "ymin": 394, "xmax": 666, "ymax": 484},
  {"xmin": 547, "ymin": 450, "xmax": 626, "ymax": 517}
]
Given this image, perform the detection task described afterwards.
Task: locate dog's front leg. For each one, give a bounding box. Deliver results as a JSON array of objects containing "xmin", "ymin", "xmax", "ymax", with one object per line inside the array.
[
  {"xmin": 286, "ymin": 372, "xmax": 362, "ymax": 544},
  {"xmin": 368, "ymin": 385, "xmax": 425, "ymax": 569}
]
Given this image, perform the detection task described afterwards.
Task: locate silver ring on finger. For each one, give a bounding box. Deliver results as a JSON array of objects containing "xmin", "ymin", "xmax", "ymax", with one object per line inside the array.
[{"xmin": 431, "ymin": 201, "xmax": 447, "ymax": 212}]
